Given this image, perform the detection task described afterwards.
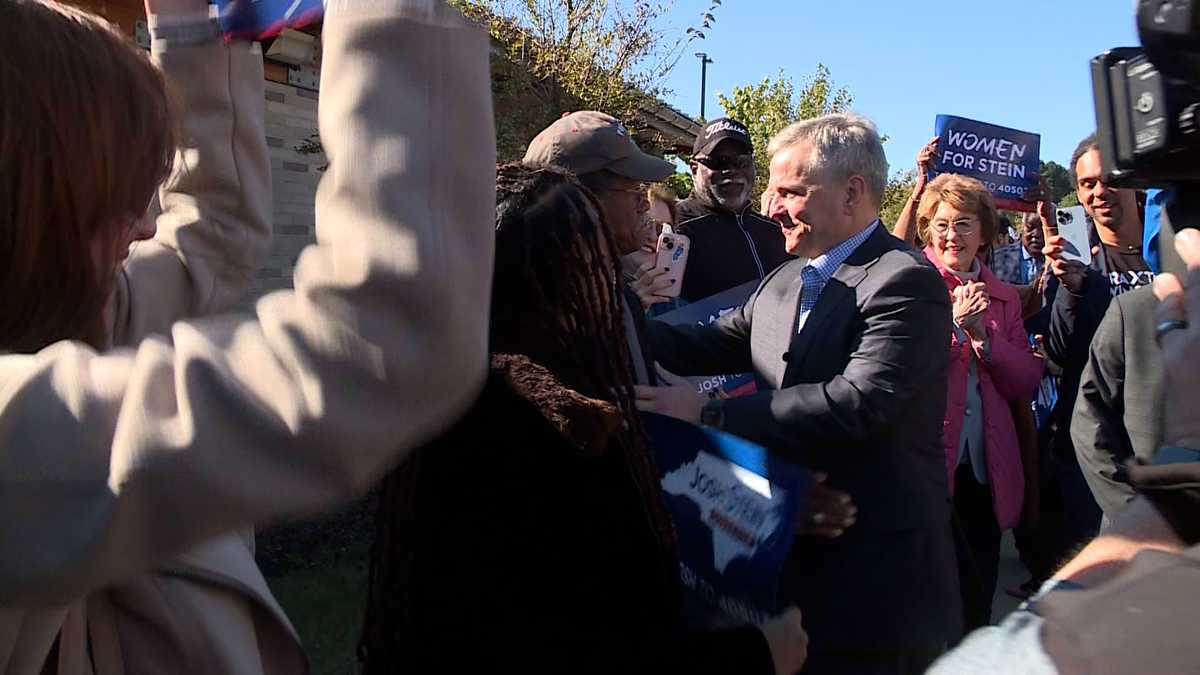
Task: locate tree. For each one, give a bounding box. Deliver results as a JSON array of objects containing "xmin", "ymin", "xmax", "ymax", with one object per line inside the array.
[
  {"xmin": 451, "ymin": 0, "xmax": 727, "ymax": 159},
  {"xmin": 1041, "ymin": 160, "xmax": 1073, "ymax": 204},
  {"xmin": 715, "ymin": 66, "xmax": 852, "ymax": 199},
  {"xmin": 880, "ymin": 170, "xmax": 917, "ymax": 231}
]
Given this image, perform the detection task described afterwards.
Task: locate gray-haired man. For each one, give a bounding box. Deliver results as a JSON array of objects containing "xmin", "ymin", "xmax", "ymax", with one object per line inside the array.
[{"xmin": 638, "ymin": 113, "xmax": 961, "ymax": 673}]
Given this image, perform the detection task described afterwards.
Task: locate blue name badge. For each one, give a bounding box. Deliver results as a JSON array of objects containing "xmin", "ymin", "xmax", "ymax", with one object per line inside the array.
[
  {"xmin": 654, "ymin": 280, "xmax": 760, "ymax": 398},
  {"xmin": 932, "ymin": 115, "xmax": 1041, "ymax": 212},
  {"xmin": 214, "ymin": 0, "xmax": 324, "ymax": 41},
  {"xmin": 643, "ymin": 412, "xmax": 811, "ymax": 625}
]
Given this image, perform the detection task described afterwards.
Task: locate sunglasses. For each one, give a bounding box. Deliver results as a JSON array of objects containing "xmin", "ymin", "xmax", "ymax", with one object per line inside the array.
[{"xmin": 695, "ymin": 154, "xmax": 753, "ymax": 172}]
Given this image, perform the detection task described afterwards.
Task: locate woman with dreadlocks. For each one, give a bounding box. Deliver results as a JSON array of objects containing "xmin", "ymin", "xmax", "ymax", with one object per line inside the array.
[{"xmin": 359, "ymin": 163, "xmax": 808, "ymax": 675}]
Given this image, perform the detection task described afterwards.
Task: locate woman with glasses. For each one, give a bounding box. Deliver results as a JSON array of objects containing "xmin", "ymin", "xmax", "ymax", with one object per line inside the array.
[{"xmin": 917, "ymin": 174, "xmax": 1043, "ymax": 632}]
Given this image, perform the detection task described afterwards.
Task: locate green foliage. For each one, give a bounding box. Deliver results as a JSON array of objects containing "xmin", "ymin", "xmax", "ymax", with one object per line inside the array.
[
  {"xmin": 451, "ymin": 0, "xmax": 727, "ymax": 160},
  {"xmin": 715, "ymin": 65, "xmax": 852, "ymax": 199},
  {"xmin": 880, "ymin": 169, "xmax": 917, "ymax": 231},
  {"xmin": 664, "ymin": 170, "xmax": 694, "ymax": 200},
  {"xmin": 1041, "ymin": 160, "xmax": 1073, "ymax": 204},
  {"xmin": 1059, "ymin": 191, "xmax": 1080, "ymax": 207}
]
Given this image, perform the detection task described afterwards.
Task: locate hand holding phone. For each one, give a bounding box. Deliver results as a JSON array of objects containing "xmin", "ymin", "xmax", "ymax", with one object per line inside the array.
[{"xmin": 653, "ymin": 230, "xmax": 690, "ymax": 299}]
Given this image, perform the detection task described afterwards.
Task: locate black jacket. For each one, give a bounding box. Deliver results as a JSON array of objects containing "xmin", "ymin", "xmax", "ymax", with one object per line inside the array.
[
  {"xmin": 1046, "ymin": 252, "xmax": 1152, "ymax": 460},
  {"xmin": 675, "ymin": 195, "xmax": 792, "ymax": 303},
  {"xmin": 365, "ymin": 354, "xmax": 773, "ymax": 674}
]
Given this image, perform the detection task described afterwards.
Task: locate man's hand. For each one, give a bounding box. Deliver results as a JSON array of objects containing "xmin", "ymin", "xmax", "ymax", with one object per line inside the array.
[
  {"xmin": 631, "ymin": 261, "xmax": 674, "ymax": 310},
  {"xmin": 634, "ymin": 383, "xmax": 703, "ymax": 424},
  {"xmin": 794, "ymin": 473, "xmax": 857, "ymax": 537},
  {"xmin": 1042, "ymin": 234, "xmax": 1095, "ymax": 294},
  {"xmin": 759, "ymin": 607, "xmax": 808, "ymax": 675},
  {"xmin": 1153, "ymin": 228, "xmax": 1200, "ymax": 450}
]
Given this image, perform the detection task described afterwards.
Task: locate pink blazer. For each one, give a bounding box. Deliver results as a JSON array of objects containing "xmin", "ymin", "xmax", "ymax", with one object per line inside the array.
[{"xmin": 923, "ymin": 247, "xmax": 1043, "ymax": 530}]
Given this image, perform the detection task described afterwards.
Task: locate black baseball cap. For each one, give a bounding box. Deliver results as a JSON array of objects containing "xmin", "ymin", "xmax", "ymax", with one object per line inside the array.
[{"xmin": 693, "ymin": 117, "xmax": 753, "ymax": 157}]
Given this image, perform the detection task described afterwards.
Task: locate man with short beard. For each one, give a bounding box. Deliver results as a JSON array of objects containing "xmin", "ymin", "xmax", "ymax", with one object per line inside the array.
[{"xmin": 675, "ymin": 118, "xmax": 791, "ymax": 302}]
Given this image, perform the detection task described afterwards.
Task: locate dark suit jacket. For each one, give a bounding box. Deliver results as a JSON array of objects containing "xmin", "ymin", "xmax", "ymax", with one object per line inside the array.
[
  {"xmin": 1072, "ymin": 285, "xmax": 1165, "ymax": 520},
  {"xmin": 647, "ymin": 225, "xmax": 961, "ymax": 653}
]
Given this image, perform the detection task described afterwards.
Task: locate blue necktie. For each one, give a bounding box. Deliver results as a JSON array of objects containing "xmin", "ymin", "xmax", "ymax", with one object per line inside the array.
[{"xmin": 797, "ymin": 265, "xmax": 822, "ymax": 333}]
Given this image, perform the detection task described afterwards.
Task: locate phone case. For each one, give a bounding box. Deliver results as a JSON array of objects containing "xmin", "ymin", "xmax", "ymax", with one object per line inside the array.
[
  {"xmin": 1053, "ymin": 206, "xmax": 1093, "ymax": 265},
  {"xmin": 654, "ymin": 231, "xmax": 690, "ymax": 298}
]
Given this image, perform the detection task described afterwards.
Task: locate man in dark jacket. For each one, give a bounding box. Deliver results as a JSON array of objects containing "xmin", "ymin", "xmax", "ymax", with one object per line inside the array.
[
  {"xmin": 1043, "ymin": 134, "xmax": 1153, "ymax": 548},
  {"xmin": 675, "ymin": 118, "xmax": 792, "ymax": 302},
  {"xmin": 1072, "ymin": 285, "xmax": 1165, "ymax": 520}
]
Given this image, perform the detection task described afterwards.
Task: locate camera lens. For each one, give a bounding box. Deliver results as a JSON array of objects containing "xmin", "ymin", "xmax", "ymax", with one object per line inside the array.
[{"xmin": 666, "ymin": 241, "xmax": 674, "ymax": 249}]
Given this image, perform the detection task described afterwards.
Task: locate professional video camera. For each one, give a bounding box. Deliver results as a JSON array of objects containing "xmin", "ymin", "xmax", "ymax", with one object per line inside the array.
[
  {"xmin": 1091, "ymin": 0, "xmax": 1200, "ymax": 275},
  {"xmin": 1092, "ymin": 1, "xmax": 1200, "ymax": 187}
]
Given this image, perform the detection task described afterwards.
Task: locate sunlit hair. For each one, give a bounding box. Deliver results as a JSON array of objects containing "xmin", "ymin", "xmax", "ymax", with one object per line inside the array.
[
  {"xmin": 359, "ymin": 163, "xmax": 679, "ymax": 673},
  {"xmin": 0, "ymin": 0, "xmax": 177, "ymax": 351},
  {"xmin": 916, "ymin": 173, "xmax": 999, "ymax": 246},
  {"xmin": 767, "ymin": 112, "xmax": 889, "ymax": 207},
  {"xmin": 647, "ymin": 184, "xmax": 677, "ymax": 224},
  {"xmin": 1070, "ymin": 133, "xmax": 1099, "ymax": 185}
]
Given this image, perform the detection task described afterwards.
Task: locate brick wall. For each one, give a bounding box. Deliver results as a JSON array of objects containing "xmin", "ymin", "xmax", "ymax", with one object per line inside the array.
[{"xmin": 253, "ymin": 80, "xmax": 323, "ymax": 303}]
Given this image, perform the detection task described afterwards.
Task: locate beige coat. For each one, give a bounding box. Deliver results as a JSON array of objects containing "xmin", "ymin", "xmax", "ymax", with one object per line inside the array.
[{"xmin": 0, "ymin": 1, "xmax": 495, "ymax": 672}]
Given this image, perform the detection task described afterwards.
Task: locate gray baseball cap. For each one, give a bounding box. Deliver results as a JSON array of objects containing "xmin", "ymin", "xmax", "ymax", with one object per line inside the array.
[{"xmin": 524, "ymin": 111, "xmax": 675, "ymax": 181}]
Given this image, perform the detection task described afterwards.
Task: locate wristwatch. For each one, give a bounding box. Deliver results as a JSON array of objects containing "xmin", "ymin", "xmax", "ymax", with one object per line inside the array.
[{"xmin": 700, "ymin": 398, "xmax": 725, "ymax": 430}]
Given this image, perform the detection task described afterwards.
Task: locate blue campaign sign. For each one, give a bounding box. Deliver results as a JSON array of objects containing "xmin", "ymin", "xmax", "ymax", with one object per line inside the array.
[
  {"xmin": 655, "ymin": 281, "xmax": 759, "ymax": 398},
  {"xmin": 932, "ymin": 115, "xmax": 1041, "ymax": 212},
  {"xmin": 643, "ymin": 412, "xmax": 811, "ymax": 625},
  {"xmin": 214, "ymin": 0, "xmax": 324, "ymax": 41}
]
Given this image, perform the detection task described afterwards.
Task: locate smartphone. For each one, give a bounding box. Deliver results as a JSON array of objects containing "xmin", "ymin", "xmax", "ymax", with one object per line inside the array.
[
  {"xmin": 654, "ymin": 230, "xmax": 690, "ymax": 298},
  {"xmin": 1053, "ymin": 206, "xmax": 1093, "ymax": 265}
]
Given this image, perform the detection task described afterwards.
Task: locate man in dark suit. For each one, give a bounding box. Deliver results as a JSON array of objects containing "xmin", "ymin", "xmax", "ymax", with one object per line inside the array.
[{"xmin": 636, "ymin": 113, "xmax": 960, "ymax": 674}]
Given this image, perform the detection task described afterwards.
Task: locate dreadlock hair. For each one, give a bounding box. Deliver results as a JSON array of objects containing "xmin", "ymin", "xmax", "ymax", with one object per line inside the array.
[{"xmin": 359, "ymin": 163, "xmax": 678, "ymax": 672}]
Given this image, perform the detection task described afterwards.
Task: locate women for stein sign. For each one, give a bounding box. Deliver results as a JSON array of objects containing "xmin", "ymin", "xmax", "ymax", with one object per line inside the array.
[{"xmin": 932, "ymin": 115, "xmax": 1042, "ymax": 211}]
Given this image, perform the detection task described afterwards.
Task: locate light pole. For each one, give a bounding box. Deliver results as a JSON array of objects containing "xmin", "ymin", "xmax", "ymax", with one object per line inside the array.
[{"xmin": 695, "ymin": 52, "xmax": 713, "ymax": 121}]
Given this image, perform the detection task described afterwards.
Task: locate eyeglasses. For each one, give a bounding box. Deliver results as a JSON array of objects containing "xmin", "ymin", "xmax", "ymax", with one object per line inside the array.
[
  {"xmin": 695, "ymin": 154, "xmax": 753, "ymax": 172},
  {"xmin": 928, "ymin": 219, "xmax": 980, "ymax": 237}
]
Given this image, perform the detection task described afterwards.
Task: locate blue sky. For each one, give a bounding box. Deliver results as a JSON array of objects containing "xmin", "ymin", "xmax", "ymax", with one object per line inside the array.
[{"xmin": 658, "ymin": 0, "xmax": 1139, "ymax": 176}]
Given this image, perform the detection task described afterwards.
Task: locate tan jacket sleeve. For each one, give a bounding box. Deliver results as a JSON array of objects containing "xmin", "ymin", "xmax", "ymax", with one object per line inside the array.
[
  {"xmin": 108, "ymin": 36, "xmax": 273, "ymax": 345},
  {"xmin": 0, "ymin": 0, "xmax": 494, "ymax": 608}
]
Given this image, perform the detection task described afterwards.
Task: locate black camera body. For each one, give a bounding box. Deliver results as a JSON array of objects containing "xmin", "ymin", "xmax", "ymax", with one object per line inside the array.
[
  {"xmin": 1092, "ymin": 0, "xmax": 1200, "ymax": 279},
  {"xmin": 1091, "ymin": 0, "xmax": 1200, "ymax": 188}
]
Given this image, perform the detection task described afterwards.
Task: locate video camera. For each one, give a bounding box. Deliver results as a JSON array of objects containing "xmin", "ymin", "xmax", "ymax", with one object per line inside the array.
[
  {"xmin": 1092, "ymin": 1, "xmax": 1200, "ymax": 187},
  {"xmin": 1092, "ymin": 1, "xmax": 1200, "ymax": 275}
]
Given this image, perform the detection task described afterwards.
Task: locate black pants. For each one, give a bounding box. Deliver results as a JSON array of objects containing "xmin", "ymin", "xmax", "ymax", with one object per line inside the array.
[
  {"xmin": 1013, "ymin": 424, "xmax": 1102, "ymax": 586},
  {"xmin": 953, "ymin": 463, "xmax": 1001, "ymax": 631}
]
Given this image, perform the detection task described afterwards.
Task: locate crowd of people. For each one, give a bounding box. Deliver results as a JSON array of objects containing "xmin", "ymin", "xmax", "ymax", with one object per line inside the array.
[{"xmin": 2, "ymin": 0, "xmax": 1199, "ymax": 674}]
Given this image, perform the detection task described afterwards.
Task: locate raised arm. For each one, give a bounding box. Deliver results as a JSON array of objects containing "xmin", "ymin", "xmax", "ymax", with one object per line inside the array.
[
  {"xmin": 0, "ymin": 0, "xmax": 494, "ymax": 607},
  {"xmin": 110, "ymin": 12, "xmax": 271, "ymax": 344},
  {"xmin": 644, "ymin": 272, "xmax": 771, "ymax": 377},
  {"xmin": 890, "ymin": 136, "xmax": 938, "ymax": 248}
]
